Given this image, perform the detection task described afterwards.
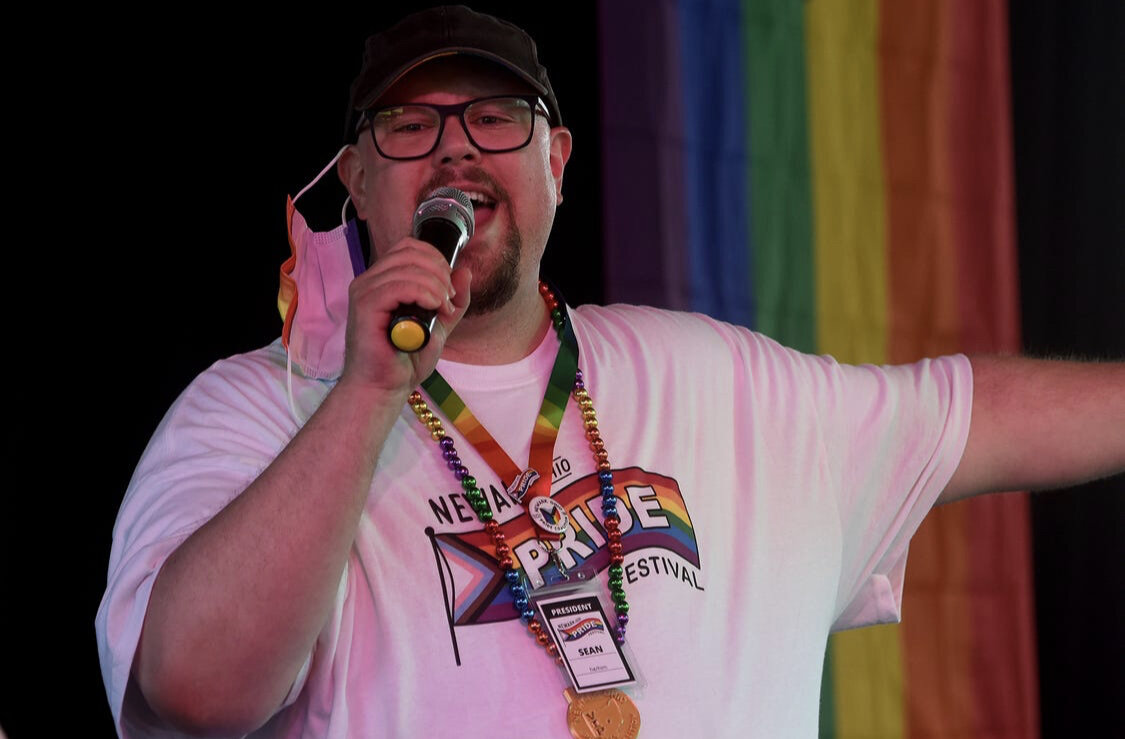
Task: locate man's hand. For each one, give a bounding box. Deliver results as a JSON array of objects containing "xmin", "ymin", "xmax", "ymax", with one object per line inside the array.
[
  {"xmin": 342, "ymin": 236, "xmax": 473, "ymax": 397},
  {"xmin": 941, "ymin": 356, "xmax": 1125, "ymax": 504}
]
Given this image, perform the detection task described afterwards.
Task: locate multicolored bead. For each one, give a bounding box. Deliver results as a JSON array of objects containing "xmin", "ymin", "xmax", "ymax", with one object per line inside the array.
[
  {"xmin": 566, "ymin": 343, "xmax": 629, "ymax": 645},
  {"xmin": 406, "ymin": 281, "xmax": 630, "ymax": 658}
]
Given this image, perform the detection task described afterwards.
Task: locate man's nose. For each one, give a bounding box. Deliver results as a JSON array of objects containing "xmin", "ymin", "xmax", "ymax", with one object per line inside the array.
[{"xmin": 433, "ymin": 114, "xmax": 479, "ymax": 164}]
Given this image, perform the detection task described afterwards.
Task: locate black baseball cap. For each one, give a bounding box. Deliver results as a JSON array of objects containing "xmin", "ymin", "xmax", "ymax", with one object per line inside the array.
[{"xmin": 346, "ymin": 5, "xmax": 562, "ymax": 141}]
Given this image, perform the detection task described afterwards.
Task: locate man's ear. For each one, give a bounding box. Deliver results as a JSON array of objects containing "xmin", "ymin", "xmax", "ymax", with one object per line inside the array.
[
  {"xmin": 548, "ymin": 126, "xmax": 573, "ymax": 205},
  {"xmin": 337, "ymin": 144, "xmax": 368, "ymax": 212}
]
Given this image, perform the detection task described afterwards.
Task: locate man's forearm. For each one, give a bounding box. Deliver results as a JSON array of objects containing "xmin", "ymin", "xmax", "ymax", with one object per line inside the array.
[
  {"xmin": 942, "ymin": 356, "xmax": 1125, "ymax": 504},
  {"xmin": 133, "ymin": 377, "xmax": 409, "ymax": 735}
]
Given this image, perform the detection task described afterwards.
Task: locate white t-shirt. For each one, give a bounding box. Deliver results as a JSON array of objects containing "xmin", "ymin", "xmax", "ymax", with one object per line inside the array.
[{"xmin": 96, "ymin": 304, "xmax": 972, "ymax": 738}]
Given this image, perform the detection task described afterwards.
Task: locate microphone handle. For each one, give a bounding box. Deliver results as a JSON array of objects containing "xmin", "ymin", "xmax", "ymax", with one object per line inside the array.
[{"xmin": 388, "ymin": 219, "xmax": 467, "ymax": 353}]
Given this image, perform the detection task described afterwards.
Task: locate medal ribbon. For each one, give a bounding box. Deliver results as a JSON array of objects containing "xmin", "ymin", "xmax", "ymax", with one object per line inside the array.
[{"xmin": 420, "ymin": 306, "xmax": 579, "ymax": 539}]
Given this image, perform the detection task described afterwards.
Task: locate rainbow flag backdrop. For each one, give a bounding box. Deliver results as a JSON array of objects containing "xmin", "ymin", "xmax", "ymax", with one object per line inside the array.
[{"xmin": 599, "ymin": 1, "xmax": 1036, "ymax": 736}]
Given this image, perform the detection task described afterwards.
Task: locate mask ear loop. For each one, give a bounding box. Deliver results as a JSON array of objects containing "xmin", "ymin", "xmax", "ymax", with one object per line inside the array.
[
  {"xmin": 294, "ymin": 145, "xmax": 349, "ymax": 204},
  {"xmin": 285, "ymin": 145, "xmax": 354, "ymax": 425},
  {"xmin": 286, "ymin": 343, "xmax": 300, "ymax": 423}
]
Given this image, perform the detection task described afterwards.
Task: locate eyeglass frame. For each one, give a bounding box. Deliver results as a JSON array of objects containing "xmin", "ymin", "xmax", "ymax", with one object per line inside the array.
[{"xmin": 356, "ymin": 94, "xmax": 551, "ymax": 161}]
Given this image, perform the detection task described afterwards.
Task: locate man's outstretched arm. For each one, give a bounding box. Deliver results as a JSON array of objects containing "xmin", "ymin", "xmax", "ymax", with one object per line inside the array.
[{"xmin": 941, "ymin": 355, "xmax": 1125, "ymax": 504}]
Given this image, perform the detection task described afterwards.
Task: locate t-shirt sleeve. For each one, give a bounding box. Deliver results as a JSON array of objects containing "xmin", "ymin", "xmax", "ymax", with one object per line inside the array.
[
  {"xmin": 94, "ymin": 349, "xmax": 326, "ymax": 736},
  {"xmin": 807, "ymin": 353, "xmax": 974, "ymax": 631},
  {"xmin": 574, "ymin": 307, "xmax": 973, "ymax": 633}
]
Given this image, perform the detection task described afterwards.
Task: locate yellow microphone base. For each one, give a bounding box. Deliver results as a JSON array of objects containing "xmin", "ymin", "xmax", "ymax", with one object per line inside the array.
[{"xmin": 389, "ymin": 318, "xmax": 429, "ymax": 353}]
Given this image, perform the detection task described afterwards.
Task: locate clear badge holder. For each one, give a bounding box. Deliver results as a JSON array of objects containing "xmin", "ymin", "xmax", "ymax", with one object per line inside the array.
[{"xmin": 526, "ymin": 552, "xmax": 647, "ymax": 697}]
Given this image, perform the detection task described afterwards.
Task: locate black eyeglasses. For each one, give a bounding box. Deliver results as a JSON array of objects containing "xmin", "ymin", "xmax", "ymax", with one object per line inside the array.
[{"xmin": 358, "ymin": 95, "xmax": 549, "ymax": 160}]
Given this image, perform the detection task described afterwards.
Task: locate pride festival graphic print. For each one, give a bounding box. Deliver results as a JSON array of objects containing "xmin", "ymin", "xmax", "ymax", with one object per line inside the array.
[{"xmin": 425, "ymin": 466, "xmax": 701, "ymax": 663}]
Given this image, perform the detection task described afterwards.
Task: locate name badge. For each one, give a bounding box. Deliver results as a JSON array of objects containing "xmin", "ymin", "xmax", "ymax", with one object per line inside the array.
[{"xmin": 534, "ymin": 590, "xmax": 637, "ymax": 693}]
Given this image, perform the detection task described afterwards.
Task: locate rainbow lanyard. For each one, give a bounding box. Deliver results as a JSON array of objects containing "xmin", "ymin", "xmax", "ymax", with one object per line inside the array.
[{"xmin": 420, "ymin": 312, "xmax": 579, "ymax": 540}]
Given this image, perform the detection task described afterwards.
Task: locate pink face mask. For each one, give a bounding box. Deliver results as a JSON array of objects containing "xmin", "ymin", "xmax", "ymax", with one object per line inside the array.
[{"xmin": 278, "ymin": 148, "xmax": 366, "ymax": 380}]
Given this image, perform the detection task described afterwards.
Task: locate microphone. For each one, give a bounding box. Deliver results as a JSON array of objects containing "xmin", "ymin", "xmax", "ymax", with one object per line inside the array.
[{"xmin": 388, "ymin": 187, "xmax": 475, "ymax": 352}]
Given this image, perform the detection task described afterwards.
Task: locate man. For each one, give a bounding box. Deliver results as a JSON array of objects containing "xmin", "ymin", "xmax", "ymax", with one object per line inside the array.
[{"xmin": 97, "ymin": 6, "xmax": 1124, "ymax": 738}]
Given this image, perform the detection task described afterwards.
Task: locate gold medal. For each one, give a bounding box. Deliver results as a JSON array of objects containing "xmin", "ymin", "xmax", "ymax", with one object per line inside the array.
[{"xmin": 564, "ymin": 688, "xmax": 641, "ymax": 739}]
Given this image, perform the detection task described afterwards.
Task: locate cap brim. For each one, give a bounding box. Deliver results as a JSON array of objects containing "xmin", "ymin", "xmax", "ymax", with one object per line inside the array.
[{"xmin": 357, "ymin": 47, "xmax": 549, "ymax": 108}]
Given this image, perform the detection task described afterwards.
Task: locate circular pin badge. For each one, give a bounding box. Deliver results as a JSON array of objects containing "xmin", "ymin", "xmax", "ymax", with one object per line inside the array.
[{"xmin": 527, "ymin": 495, "xmax": 570, "ymax": 535}]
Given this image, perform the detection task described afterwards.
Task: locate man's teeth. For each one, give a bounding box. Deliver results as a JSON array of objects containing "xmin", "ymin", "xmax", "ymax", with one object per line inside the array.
[{"xmin": 464, "ymin": 191, "xmax": 496, "ymax": 208}]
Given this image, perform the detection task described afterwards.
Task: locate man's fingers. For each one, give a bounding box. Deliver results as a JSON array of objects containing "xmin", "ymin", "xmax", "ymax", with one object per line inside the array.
[
  {"xmin": 449, "ymin": 267, "xmax": 472, "ymax": 313},
  {"xmin": 351, "ymin": 260, "xmax": 454, "ymax": 317},
  {"xmin": 432, "ymin": 268, "xmax": 472, "ymax": 332},
  {"xmin": 370, "ymin": 238, "xmax": 456, "ymax": 286}
]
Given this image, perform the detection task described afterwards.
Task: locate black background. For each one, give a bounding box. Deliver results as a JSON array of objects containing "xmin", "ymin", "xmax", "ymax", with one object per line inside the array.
[
  {"xmin": 5, "ymin": 1, "xmax": 1121, "ymax": 735},
  {"xmin": 1011, "ymin": 3, "xmax": 1124, "ymax": 735}
]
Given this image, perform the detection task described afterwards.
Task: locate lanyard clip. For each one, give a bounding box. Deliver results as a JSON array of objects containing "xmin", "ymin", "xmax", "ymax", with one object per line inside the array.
[{"xmin": 542, "ymin": 540, "xmax": 571, "ymax": 581}]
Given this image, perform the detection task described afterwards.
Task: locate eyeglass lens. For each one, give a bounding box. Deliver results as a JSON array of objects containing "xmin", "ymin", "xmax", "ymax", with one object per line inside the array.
[{"xmin": 370, "ymin": 97, "xmax": 535, "ymax": 159}]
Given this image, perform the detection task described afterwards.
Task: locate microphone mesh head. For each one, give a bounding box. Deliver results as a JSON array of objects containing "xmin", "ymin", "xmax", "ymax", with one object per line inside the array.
[
  {"xmin": 430, "ymin": 186, "xmax": 472, "ymax": 211},
  {"xmin": 414, "ymin": 187, "xmax": 475, "ymax": 238}
]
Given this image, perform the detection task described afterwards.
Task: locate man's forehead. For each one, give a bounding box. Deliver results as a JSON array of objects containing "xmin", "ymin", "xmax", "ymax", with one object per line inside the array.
[{"xmin": 376, "ymin": 56, "xmax": 536, "ymax": 105}]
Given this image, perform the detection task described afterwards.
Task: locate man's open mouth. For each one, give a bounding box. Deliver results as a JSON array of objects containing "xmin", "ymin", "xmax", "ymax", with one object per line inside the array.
[{"xmin": 463, "ymin": 190, "xmax": 498, "ymax": 216}]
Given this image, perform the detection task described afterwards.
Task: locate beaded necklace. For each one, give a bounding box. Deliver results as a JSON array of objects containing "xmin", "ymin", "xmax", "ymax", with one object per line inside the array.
[{"xmin": 406, "ymin": 282, "xmax": 630, "ymax": 665}]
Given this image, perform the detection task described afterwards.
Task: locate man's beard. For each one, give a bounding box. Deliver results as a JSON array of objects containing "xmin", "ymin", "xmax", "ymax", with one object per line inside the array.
[
  {"xmin": 463, "ymin": 225, "xmax": 520, "ymax": 317},
  {"xmin": 416, "ymin": 167, "xmax": 522, "ymax": 317}
]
